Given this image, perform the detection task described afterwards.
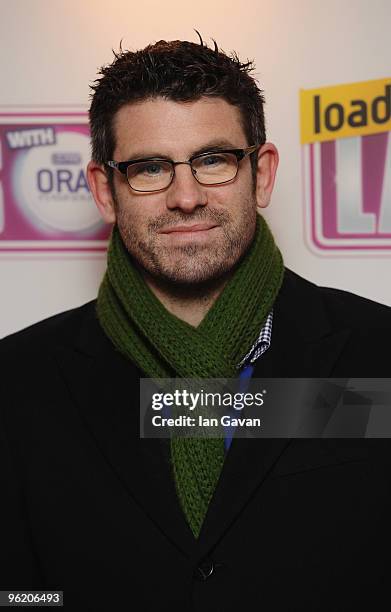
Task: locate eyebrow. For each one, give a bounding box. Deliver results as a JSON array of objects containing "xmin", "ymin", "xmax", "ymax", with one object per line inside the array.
[{"xmin": 124, "ymin": 139, "xmax": 240, "ymax": 161}]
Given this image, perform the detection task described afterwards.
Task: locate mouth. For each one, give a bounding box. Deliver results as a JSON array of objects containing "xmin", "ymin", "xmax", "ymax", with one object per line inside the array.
[{"xmin": 158, "ymin": 223, "xmax": 219, "ymax": 235}]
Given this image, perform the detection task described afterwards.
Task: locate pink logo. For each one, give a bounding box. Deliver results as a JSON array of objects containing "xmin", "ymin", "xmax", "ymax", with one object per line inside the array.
[
  {"xmin": 303, "ymin": 132, "xmax": 391, "ymax": 253},
  {"xmin": 0, "ymin": 107, "xmax": 110, "ymax": 253},
  {"xmin": 301, "ymin": 78, "xmax": 391, "ymax": 254}
]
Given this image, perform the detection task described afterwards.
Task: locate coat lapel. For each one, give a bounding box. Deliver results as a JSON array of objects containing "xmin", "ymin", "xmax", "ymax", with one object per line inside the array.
[
  {"xmin": 54, "ymin": 306, "xmax": 196, "ymax": 557},
  {"xmin": 195, "ymin": 269, "xmax": 352, "ymax": 557}
]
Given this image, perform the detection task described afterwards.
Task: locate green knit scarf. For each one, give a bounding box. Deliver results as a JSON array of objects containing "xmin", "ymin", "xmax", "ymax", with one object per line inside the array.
[{"xmin": 96, "ymin": 215, "xmax": 284, "ymax": 537}]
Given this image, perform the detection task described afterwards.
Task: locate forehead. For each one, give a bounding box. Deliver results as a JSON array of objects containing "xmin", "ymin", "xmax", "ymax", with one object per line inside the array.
[{"xmin": 112, "ymin": 97, "xmax": 247, "ymax": 158}]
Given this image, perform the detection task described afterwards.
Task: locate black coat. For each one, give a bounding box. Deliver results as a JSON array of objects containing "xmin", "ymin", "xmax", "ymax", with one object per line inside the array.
[{"xmin": 1, "ymin": 268, "xmax": 391, "ymax": 611}]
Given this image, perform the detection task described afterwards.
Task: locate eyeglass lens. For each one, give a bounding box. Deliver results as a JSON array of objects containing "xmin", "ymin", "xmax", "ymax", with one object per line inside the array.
[{"xmin": 126, "ymin": 152, "xmax": 238, "ymax": 191}]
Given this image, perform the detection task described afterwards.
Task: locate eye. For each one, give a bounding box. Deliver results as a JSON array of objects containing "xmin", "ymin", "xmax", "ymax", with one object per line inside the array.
[
  {"xmin": 201, "ymin": 154, "xmax": 225, "ymax": 167},
  {"xmin": 136, "ymin": 162, "xmax": 165, "ymax": 175}
]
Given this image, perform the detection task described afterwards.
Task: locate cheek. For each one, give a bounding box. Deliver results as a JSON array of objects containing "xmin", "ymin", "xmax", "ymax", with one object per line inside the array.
[
  {"xmin": 117, "ymin": 207, "xmax": 144, "ymax": 235},
  {"xmin": 116, "ymin": 196, "xmax": 164, "ymax": 240},
  {"xmin": 219, "ymin": 181, "xmax": 256, "ymax": 214}
]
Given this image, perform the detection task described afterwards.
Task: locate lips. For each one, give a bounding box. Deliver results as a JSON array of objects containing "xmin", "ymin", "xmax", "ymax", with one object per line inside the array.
[{"xmin": 159, "ymin": 223, "xmax": 218, "ymax": 234}]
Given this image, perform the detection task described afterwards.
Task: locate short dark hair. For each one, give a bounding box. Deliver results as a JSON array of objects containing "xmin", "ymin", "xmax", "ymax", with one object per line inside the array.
[{"xmin": 89, "ymin": 32, "xmax": 266, "ymax": 183}]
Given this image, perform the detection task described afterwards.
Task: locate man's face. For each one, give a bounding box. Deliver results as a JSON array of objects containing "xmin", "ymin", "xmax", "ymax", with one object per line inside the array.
[{"xmin": 109, "ymin": 97, "xmax": 259, "ymax": 285}]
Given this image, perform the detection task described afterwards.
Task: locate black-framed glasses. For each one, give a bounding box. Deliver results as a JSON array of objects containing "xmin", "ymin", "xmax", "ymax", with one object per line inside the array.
[{"xmin": 106, "ymin": 144, "xmax": 260, "ymax": 193}]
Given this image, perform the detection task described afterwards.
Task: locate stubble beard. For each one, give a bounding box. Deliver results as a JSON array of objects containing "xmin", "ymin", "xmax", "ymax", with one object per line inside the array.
[{"xmin": 115, "ymin": 199, "xmax": 258, "ymax": 288}]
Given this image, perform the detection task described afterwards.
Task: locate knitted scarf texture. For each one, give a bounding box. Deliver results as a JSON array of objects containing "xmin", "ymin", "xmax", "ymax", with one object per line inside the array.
[{"xmin": 96, "ymin": 214, "xmax": 284, "ymax": 537}]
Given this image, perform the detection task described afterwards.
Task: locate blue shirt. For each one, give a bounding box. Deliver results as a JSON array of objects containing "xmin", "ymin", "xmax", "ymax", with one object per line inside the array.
[{"xmin": 223, "ymin": 310, "xmax": 273, "ymax": 451}]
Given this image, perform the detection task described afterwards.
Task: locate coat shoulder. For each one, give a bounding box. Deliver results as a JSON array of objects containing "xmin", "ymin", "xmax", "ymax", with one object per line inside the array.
[
  {"xmin": 0, "ymin": 300, "xmax": 97, "ymax": 360},
  {"xmin": 284, "ymin": 268, "xmax": 391, "ymax": 331}
]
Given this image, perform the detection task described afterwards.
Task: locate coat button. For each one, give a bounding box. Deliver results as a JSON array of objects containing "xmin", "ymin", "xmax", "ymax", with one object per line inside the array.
[{"xmin": 195, "ymin": 558, "xmax": 215, "ymax": 581}]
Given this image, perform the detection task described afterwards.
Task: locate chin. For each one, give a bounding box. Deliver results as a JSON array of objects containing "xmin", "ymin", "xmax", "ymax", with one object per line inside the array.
[
  {"xmin": 146, "ymin": 253, "xmax": 239, "ymax": 287},
  {"xmin": 158, "ymin": 270, "xmax": 223, "ymax": 286},
  {"xmin": 127, "ymin": 225, "xmax": 255, "ymax": 287}
]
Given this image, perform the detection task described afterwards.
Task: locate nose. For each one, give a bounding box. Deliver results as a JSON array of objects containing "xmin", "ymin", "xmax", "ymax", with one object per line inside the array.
[{"xmin": 165, "ymin": 162, "xmax": 207, "ymax": 213}]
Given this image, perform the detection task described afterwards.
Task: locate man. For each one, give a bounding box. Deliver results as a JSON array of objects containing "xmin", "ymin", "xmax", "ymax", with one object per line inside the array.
[{"xmin": 1, "ymin": 34, "xmax": 391, "ymax": 611}]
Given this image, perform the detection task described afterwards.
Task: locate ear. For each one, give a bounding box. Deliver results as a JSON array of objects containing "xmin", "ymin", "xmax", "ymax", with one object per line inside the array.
[
  {"xmin": 87, "ymin": 161, "xmax": 117, "ymax": 224},
  {"xmin": 255, "ymin": 143, "xmax": 279, "ymax": 210}
]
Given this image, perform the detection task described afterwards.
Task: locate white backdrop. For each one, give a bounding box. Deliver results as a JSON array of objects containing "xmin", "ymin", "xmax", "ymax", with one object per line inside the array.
[{"xmin": 1, "ymin": 0, "xmax": 390, "ymax": 337}]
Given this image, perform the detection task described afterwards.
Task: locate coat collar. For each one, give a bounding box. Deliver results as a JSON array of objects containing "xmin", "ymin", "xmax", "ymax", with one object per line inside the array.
[{"xmin": 54, "ymin": 268, "xmax": 352, "ymax": 559}]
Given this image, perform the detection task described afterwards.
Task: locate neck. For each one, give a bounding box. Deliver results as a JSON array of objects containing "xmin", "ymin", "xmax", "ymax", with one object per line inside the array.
[{"xmin": 142, "ymin": 271, "xmax": 232, "ymax": 327}]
